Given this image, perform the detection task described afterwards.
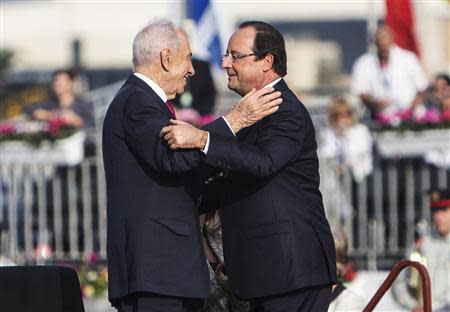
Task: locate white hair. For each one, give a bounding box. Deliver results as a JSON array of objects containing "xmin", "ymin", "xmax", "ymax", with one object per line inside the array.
[{"xmin": 132, "ymin": 19, "xmax": 180, "ymax": 70}]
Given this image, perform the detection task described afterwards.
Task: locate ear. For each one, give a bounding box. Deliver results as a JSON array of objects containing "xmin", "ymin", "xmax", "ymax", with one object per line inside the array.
[
  {"xmin": 262, "ymin": 53, "xmax": 274, "ymax": 72},
  {"xmin": 160, "ymin": 48, "xmax": 171, "ymax": 72}
]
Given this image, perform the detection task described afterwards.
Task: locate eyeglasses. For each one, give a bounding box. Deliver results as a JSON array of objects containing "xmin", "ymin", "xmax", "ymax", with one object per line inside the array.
[{"xmin": 222, "ymin": 52, "xmax": 256, "ymax": 62}]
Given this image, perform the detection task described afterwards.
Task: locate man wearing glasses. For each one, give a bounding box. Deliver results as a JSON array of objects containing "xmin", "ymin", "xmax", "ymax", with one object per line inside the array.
[{"xmin": 162, "ymin": 21, "xmax": 337, "ymax": 311}]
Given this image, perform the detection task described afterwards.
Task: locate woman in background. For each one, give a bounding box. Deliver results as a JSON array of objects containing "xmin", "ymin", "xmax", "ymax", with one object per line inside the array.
[{"xmin": 318, "ymin": 96, "xmax": 373, "ymax": 223}]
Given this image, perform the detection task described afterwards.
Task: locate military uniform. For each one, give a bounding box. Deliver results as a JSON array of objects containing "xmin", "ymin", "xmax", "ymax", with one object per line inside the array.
[{"xmin": 392, "ymin": 190, "xmax": 450, "ymax": 311}]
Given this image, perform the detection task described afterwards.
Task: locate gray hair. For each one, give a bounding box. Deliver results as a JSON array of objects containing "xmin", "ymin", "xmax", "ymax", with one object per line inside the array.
[{"xmin": 132, "ymin": 19, "xmax": 180, "ymax": 70}]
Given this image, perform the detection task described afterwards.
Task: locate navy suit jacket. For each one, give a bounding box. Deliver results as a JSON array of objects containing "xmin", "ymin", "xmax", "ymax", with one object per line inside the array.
[
  {"xmin": 203, "ymin": 79, "xmax": 337, "ymax": 299},
  {"xmin": 102, "ymin": 74, "xmax": 210, "ymax": 301}
]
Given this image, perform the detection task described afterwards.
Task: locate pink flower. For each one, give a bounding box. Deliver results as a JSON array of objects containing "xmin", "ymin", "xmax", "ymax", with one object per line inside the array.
[
  {"xmin": 397, "ymin": 108, "xmax": 412, "ymax": 121},
  {"xmin": 423, "ymin": 108, "xmax": 440, "ymax": 124},
  {"xmin": 440, "ymin": 110, "xmax": 450, "ymax": 122},
  {"xmin": 45, "ymin": 116, "xmax": 72, "ymax": 137},
  {"xmin": 89, "ymin": 252, "xmax": 98, "ymax": 264},
  {"xmin": 377, "ymin": 112, "xmax": 400, "ymax": 126},
  {"xmin": 376, "ymin": 112, "xmax": 393, "ymax": 126},
  {"xmin": 0, "ymin": 122, "xmax": 16, "ymax": 135},
  {"xmin": 177, "ymin": 108, "xmax": 201, "ymax": 125},
  {"xmin": 199, "ymin": 114, "xmax": 217, "ymax": 126}
]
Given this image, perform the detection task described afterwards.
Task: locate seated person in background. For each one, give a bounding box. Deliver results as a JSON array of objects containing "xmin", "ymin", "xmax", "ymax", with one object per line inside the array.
[
  {"xmin": 441, "ymin": 86, "xmax": 450, "ymax": 120},
  {"xmin": 391, "ymin": 190, "xmax": 450, "ymax": 312},
  {"xmin": 423, "ymin": 73, "xmax": 450, "ymax": 111},
  {"xmin": 351, "ymin": 25, "xmax": 428, "ymax": 120},
  {"xmin": 24, "ymin": 68, "xmax": 94, "ymax": 130},
  {"xmin": 318, "ymin": 96, "xmax": 373, "ymax": 183},
  {"xmin": 328, "ymin": 226, "xmax": 366, "ymax": 312}
]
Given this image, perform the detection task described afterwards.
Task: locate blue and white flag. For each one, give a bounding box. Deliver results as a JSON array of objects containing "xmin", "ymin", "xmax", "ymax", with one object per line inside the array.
[{"xmin": 187, "ymin": 0, "xmax": 223, "ymax": 68}]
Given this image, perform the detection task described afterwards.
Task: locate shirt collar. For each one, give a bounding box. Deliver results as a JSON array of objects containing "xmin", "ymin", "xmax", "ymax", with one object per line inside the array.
[
  {"xmin": 133, "ymin": 73, "xmax": 168, "ymax": 103},
  {"xmin": 263, "ymin": 77, "xmax": 282, "ymax": 89}
]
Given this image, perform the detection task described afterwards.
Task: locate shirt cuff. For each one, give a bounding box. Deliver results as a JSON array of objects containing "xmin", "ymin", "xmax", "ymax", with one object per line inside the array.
[
  {"xmin": 201, "ymin": 131, "xmax": 210, "ymax": 154},
  {"xmin": 221, "ymin": 116, "xmax": 236, "ymax": 136}
]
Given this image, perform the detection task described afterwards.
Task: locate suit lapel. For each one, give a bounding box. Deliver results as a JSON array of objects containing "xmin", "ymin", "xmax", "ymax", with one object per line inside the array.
[{"xmin": 126, "ymin": 74, "xmax": 174, "ymax": 119}]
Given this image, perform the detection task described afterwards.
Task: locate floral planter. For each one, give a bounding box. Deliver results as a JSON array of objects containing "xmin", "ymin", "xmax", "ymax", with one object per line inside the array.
[
  {"xmin": 375, "ymin": 129, "xmax": 450, "ymax": 158},
  {"xmin": 0, "ymin": 131, "xmax": 85, "ymax": 166}
]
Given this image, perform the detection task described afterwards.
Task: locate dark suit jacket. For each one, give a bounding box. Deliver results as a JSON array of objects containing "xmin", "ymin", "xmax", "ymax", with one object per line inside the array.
[
  {"xmin": 102, "ymin": 74, "xmax": 210, "ymax": 302},
  {"xmin": 203, "ymin": 79, "xmax": 337, "ymax": 299}
]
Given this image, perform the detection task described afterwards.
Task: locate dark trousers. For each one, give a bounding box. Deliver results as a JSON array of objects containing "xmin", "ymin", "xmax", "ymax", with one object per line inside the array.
[
  {"xmin": 116, "ymin": 292, "xmax": 204, "ymax": 312},
  {"xmin": 249, "ymin": 284, "xmax": 332, "ymax": 312}
]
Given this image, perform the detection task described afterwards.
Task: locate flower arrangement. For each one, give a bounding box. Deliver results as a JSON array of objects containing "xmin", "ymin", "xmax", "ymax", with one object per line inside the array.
[
  {"xmin": 0, "ymin": 117, "xmax": 77, "ymax": 146},
  {"xmin": 375, "ymin": 107, "xmax": 450, "ymax": 132},
  {"xmin": 77, "ymin": 253, "xmax": 108, "ymax": 298}
]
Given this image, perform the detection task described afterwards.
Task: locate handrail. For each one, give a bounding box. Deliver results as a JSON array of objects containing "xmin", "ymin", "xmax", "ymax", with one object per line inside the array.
[{"xmin": 363, "ymin": 259, "xmax": 432, "ymax": 312}]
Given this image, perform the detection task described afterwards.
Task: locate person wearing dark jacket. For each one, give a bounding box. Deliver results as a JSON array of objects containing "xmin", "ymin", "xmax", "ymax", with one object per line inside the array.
[
  {"xmin": 162, "ymin": 21, "xmax": 337, "ymax": 311},
  {"xmin": 24, "ymin": 68, "xmax": 94, "ymax": 129}
]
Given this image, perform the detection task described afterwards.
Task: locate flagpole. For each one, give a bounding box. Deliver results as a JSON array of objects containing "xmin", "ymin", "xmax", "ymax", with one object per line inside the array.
[{"xmin": 367, "ymin": 0, "xmax": 378, "ymax": 53}]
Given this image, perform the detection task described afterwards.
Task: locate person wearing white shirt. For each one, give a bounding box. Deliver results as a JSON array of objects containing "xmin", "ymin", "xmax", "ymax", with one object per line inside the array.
[
  {"xmin": 318, "ymin": 97, "xmax": 373, "ymax": 223},
  {"xmin": 351, "ymin": 25, "xmax": 428, "ymax": 118}
]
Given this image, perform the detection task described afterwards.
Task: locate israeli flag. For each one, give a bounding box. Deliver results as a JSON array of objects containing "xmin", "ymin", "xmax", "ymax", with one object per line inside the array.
[{"xmin": 187, "ymin": 0, "xmax": 223, "ymax": 68}]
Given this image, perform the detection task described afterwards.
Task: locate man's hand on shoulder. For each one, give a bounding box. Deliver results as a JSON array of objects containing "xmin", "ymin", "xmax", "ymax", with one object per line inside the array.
[
  {"xmin": 160, "ymin": 119, "xmax": 208, "ymax": 150},
  {"xmin": 225, "ymin": 87, "xmax": 282, "ymax": 133}
]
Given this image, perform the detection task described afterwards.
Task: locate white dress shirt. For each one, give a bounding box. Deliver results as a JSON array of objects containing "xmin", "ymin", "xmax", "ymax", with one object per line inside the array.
[
  {"xmin": 351, "ymin": 45, "xmax": 427, "ymax": 114},
  {"xmin": 134, "ymin": 73, "xmax": 167, "ymax": 103}
]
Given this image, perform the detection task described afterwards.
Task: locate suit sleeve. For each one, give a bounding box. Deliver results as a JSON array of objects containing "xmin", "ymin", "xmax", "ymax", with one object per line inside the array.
[
  {"xmin": 202, "ymin": 116, "xmax": 235, "ymax": 136},
  {"xmin": 123, "ymin": 91, "xmax": 203, "ymax": 174},
  {"xmin": 205, "ymin": 108, "xmax": 305, "ymax": 177}
]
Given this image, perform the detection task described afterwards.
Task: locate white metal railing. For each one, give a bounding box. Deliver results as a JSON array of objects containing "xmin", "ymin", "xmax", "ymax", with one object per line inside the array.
[
  {"xmin": 1, "ymin": 155, "xmax": 447, "ymax": 267},
  {"xmin": 1, "ymin": 82, "xmax": 449, "ymax": 268},
  {"xmin": 0, "ymin": 158, "xmax": 106, "ymax": 263}
]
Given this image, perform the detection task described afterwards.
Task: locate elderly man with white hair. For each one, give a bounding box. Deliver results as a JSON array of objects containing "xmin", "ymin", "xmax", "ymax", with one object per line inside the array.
[{"xmin": 102, "ymin": 19, "xmax": 281, "ymax": 312}]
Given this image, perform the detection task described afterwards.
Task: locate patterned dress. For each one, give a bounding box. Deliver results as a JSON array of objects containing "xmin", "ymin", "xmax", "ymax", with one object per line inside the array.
[{"xmin": 201, "ymin": 219, "xmax": 249, "ymax": 312}]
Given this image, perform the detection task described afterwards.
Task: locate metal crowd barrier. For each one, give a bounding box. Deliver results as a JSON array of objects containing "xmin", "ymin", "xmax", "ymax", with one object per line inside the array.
[
  {"xmin": 1, "ymin": 83, "xmax": 448, "ymax": 268},
  {"xmin": 0, "ymin": 158, "xmax": 107, "ymax": 263},
  {"xmin": 1, "ymin": 150, "xmax": 448, "ymax": 267}
]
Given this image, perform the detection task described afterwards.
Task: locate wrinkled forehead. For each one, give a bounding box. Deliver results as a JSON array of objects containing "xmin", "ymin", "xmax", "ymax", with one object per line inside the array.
[{"xmin": 227, "ymin": 27, "xmax": 256, "ymax": 51}]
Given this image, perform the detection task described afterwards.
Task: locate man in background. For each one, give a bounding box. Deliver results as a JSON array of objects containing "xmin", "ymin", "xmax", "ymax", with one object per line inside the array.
[
  {"xmin": 351, "ymin": 25, "xmax": 428, "ymax": 120},
  {"xmin": 392, "ymin": 190, "xmax": 450, "ymax": 312}
]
